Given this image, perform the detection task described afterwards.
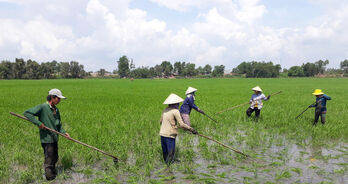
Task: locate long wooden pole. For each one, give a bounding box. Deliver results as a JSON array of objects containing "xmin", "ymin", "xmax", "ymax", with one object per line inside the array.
[
  {"xmin": 295, "ymin": 102, "xmax": 316, "ymax": 119},
  {"xmin": 216, "ymin": 91, "xmax": 282, "ymax": 114},
  {"xmin": 216, "ymin": 102, "xmax": 250, "ymax": 114},
  {"xmin": 10, "ymin": 112, "xmax": 118, "ymax": 162},
  {"xmin": 202, "ymin": 113, "xmax": 219, "ymax": 124},
  {"xmin": 197, "ymin": 133, "xmax": 249, "ymax": 157}
]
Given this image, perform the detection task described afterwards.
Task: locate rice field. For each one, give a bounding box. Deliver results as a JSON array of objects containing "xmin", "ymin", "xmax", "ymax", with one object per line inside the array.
[{"xmin": 0, "ymin": 78, "xmax": 347, "ymax": 183}]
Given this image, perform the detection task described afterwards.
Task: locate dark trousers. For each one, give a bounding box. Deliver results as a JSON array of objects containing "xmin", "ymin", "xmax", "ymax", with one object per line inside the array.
[
  {"xmin": 314, "ymin": 111, "xmax": 326, "ymax": 125},
  {"xmin": 41, "ymin": 142, "xmax": 58, "ymax": 180},
  {"xmin": 161, "ymin": 136, "xmax": 176, "ymax": 165},
  {"xmin": 246, "ymin": 107, "xmax": 261, "ymax": 118}
]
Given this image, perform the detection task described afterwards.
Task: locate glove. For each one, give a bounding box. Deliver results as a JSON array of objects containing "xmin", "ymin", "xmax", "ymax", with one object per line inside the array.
[
  {"xmin": 267, "ymin": 95, "xmax": 271, "ymax": 99},
  {"xmin": 308, "ymin": 105, "xmax": 313, "ymax": 108},
  {"xmin": 192, "ymin": 129, "xmax": 198, "ymax": 134}
]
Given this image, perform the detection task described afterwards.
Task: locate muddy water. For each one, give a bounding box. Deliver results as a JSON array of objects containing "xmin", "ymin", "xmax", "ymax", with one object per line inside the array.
[
  {"xmin": 50, "ymin": 135, "xmax": 347, "ymax": 183},
  {"xmin": 151, "ymin": 136, "xmax": 347, "ymax": 183}
]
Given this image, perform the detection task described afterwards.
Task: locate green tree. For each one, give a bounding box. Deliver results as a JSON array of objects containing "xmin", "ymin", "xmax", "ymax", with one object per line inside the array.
[
  {"xmin": 154, "ymin": 64, "xmax": 162, "ymax": 77},
  {"xmin": 0, "ymin": 61, "xmax": 14, "ymax": 79},
  {"xmin": 25, "ymin": 60, "xmax": 41, "ymax": 79},
  {"xmin": 130, "ymin": 67, "xmax": 153, "ymax": 78},
  {"xmin": 173, "ymin": 62, "xmax": 183, "ymax": 75},
  {"xmin": 195, "ymin": 66, "xmax": 204, "ymax": 75},
  {"xmin": 50, "ymin": 60, "xmax": 59, "ymax": 75},
  {"xmin": 302, "ymin": 62, "xmax": 319, "ymax": 77},
  {"xmin": 184, "ymin": 63, "xmax": 196, "ymax": 77},
  {"xmin": 212, "ymin": 65, "xmax": 225, "ymax": 77},
  {"xmin": 288, "ymin": 66, "xmax": 304, "ymax": 77},
  {"xmin": 59, "ymin": 62, "xmax": 70, "ymax": 78},
  {"xmin": 203, "ymin": 64, "xmax": 212, "ymax": 75},
  {"xmin": 233, "ymin": 61, "xmax": 280, "ymax": 78},
  {"xmin": 233, "ymin": 62, "xmax": 253, "ymax": 76},
  {"xmin": 315, "ymin": 59, "xmax": 329, "ymax": 74},
  {"xmin": 14, "ymin": 58, "xmax": 26, "ymax": 79},
  {"xmin": 40, "ymin": 62, "xmax": 54, "ymax": 79},
  {"xmin": 160, "ymin": 61, "xmax": 173, "ymax": 77},
  {"xmin": 70, "ymin": 61, "xmax": 85, "ymax": 78},
  {"xmin": 117, "ymin": 56, "xmax": 130, "ymax": 78},
  {"xmin": 340, "ymin": 59, "xmax": 348, "ymax": 74},
  {"xmin": 149, "ymin": 67, "xmax": 156, "ymax": 78}
]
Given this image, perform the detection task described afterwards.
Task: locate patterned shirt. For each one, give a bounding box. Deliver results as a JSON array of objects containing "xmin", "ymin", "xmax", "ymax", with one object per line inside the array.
[{"xmin": 250, "ymin": 93, "xmax": 269, "ymax": 109}]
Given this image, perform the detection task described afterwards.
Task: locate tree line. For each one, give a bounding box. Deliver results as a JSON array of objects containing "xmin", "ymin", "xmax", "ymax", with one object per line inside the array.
[
  {"xmin": 232, "ymin": 59, "xmax": 348, "ymax": 78},
  {"xmin": 1, "ymin": 57, "xmax": 348, "ymax": 79},
  {"xmin": 0, "ymin": 58, "xmax": 87, "ymax": 79},
  {"xmin": 117, "ymin": 56, "xmax": 225, "ymax": 78}
]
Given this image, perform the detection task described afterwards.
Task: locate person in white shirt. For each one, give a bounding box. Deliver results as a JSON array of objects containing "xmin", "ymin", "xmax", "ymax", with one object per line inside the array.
[{"xmin": 246, "ymin": 86, "xmax": 270, "ymax": 119}]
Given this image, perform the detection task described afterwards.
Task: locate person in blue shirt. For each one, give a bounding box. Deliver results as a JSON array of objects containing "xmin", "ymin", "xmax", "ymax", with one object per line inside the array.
[
  {"xmin": 309, "ymin": 89, "xmax": 331, "ymax": 125},
  {"xmin": 180, "ymin": 87, "xmax": 204, "ymax": 126}
]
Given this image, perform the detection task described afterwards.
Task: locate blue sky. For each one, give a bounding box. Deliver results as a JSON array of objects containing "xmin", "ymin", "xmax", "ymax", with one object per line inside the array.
[{"xmin": 0, "ymin": 0, "xmax": 347, "ymax": 71}]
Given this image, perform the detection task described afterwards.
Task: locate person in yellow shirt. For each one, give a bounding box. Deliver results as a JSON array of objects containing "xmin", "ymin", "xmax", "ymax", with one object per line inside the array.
[{"xmin": 159, "ymin": 93, "xmax": 198, "ymax": 165}]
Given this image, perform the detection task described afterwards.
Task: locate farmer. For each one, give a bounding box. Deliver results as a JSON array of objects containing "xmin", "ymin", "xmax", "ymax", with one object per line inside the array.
[
  {"xmin": 160, "ymin": 93, "xmax": 198, "ymax": 165},
  {"xmin": 180, "ymin": 87, "xmax": 204, "ymax": 126},
  {"xmin": 24, "ymin": 88, "xmax": 70, "ymax": 180},
  {"xmin": 246, "ymin": 86, "xmax": 270, "ymax": 119},
  {"xmin": 309, "ymin": 89, "xmax": 331, "ymax": 125}
]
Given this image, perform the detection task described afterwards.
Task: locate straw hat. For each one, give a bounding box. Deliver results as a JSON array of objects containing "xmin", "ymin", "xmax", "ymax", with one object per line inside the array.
[
  {"xmin": 163, "ymin": 93, "xmax": 184, "ymax": 104},
  {"xmin": 48, "ymin": 88, "xmax": 66, "ymax": 99},
  {"xmin": 312, "ymin": 89, "xmax": 324, "ymax": 95},
  {"xmin": 251, "ymin": 86, "xmax": 262, "ymax": 92},
  {"xmin": 185, "ymin": 87, "xmax": 197, "ymax": 95}
]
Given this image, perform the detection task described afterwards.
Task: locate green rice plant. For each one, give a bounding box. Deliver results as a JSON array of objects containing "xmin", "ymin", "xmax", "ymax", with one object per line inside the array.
[
  {"xmin": 0, "ymin": 78, "xmax": 347, "ymax": 183},
  {"xmin": 275, "ymin": 169, "xmax": 292, "ymax": 180},
  {"xmin": 290, "ymin": 167, "xmax": 302, "ymax": 175},
  {"xmin": 333, "ymin": 168, "xmax": 345, "ymax": 174},
  {"xmin": 61, "ymin": 152, "xmax": 73, "ymax": 170},
  {"xmin": 18, "ymin": 170, "xmax": 34, "ymax": 184}
]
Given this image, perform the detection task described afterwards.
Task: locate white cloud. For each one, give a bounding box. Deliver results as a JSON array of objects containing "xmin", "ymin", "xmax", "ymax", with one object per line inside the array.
[{"xmin": 0, "ymin": 0, "xmax": 348, "ymax": 70}]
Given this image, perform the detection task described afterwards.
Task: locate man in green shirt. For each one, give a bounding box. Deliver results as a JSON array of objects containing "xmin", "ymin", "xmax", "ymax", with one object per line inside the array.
[{"xmin": 24, "ymin": 88, "xmax": 70, "ymax": 180}]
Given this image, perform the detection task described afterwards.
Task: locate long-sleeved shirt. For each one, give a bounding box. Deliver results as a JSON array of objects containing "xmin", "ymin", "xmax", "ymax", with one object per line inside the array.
[
  {"xmin": 160, "ymin": 107, "xmax": 194, "ymax": 139},
  {"xmin": 24, "ymin": 102, "xmax": 66, "ymax": 143},
  {"xmin": 310, "ymin": 94, "xmax": 331, "ymax": 112},
  {"xmin": 179, "ymin": 95, "xmax": 199, "ymax": 114},
  {"xmin": 249, "ymin": 93, "xmax": 269, "ymax": 109}
]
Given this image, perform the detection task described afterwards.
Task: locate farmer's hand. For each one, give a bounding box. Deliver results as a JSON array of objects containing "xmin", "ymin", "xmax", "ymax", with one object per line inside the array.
[
  {"xmin": 39, "ymin": 123, "xmax": 46, "ymax": 129},
  {"xmin": 267, "ymin": 95, "xmax": 271, "ymax": 99},
  {"xmin": 65, "ymin": 133, "xmax": 71, "ymax": 139},
  {"xmin": 192, "ymin": 129, "xmax": 198, "ymax": 135}
]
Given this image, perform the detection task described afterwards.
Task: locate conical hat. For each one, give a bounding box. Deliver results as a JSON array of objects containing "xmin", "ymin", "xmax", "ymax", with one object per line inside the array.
[
  {"xmin": 252, "ymin": 86, "xmax": 262, "ymax": 92},
  {"xmin": 163, "ymin": 93, "xmax": 184, "ymax": 104},
  {"xmin": 312, "ymin": 89, "xmax": 324, "ymax": 95},
  {"xmin": 185, "ymin": 87, "xmax": 197, "ymax": 95}
]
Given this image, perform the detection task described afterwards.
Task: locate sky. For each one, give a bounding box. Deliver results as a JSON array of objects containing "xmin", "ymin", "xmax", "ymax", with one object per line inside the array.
[{"xmin": 0, "ymin": 0, "xmax": 347, "ymax": 71}]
